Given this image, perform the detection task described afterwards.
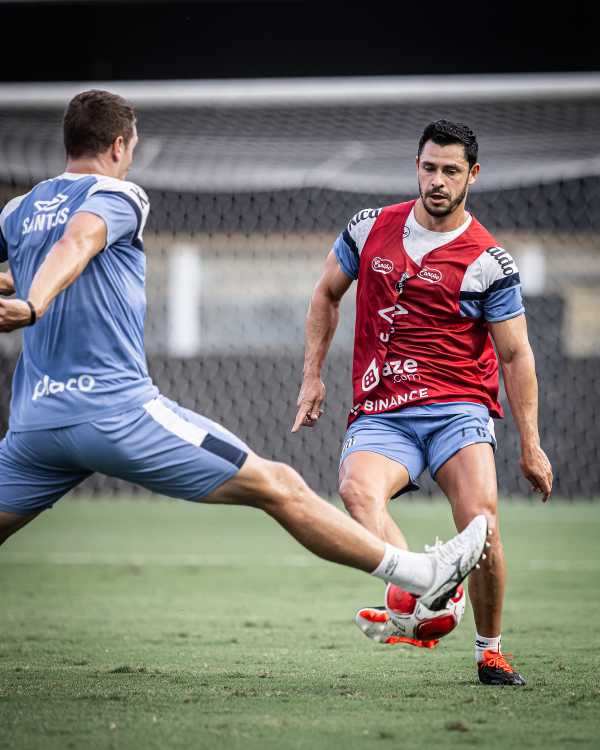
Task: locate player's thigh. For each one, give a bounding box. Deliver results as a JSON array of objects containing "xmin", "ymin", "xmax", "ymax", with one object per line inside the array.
[
  {"xmin": 435, "ymin": 442, "xmax": 498, "ymax": 531},
  {"xmin": 338, "ymin": 416, "xmax": 425, "ymax": 501},
  {"xmin": 77, "ymin": 396, "xmax": 250, "ymax": 502},
  {"xmin": 0, "ymin": 431, "xmax": 90, "ymax": 527},
  {"xmin": 338, "ymin": 451, "xmax": 411, "ymax": 506}
]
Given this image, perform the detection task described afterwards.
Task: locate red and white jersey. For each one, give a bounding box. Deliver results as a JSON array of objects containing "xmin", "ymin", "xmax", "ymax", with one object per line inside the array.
[{"xmin": 332, "ymin": 200, "xmax": 525, "ymax": 425}]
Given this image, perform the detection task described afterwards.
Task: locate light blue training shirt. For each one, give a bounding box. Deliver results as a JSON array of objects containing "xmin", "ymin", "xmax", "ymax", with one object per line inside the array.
[{"xmin": 0, "ymin": 172, "xmax": 158, "ymax": 432}]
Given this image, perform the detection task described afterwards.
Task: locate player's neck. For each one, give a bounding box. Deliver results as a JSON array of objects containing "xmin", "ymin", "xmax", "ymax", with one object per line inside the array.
[
  {"xmin": 65, "ymin": 156, "xmax": 122, "ymax": 180},
  {"xmin": 413, "ymin": 199, "xmax": 469, "ymax": 233}
]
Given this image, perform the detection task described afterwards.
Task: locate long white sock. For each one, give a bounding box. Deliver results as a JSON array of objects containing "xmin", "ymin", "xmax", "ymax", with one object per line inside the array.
[
  {"xmin": 475, "ymin": 632, "xmax": 502, "ymax": 663},
  {"xmin": 371, "ymin": 543, "xmax": 434, "ymax": 595}
]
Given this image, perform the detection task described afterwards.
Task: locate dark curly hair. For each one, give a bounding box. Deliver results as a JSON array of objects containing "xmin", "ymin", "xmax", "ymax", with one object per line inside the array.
[{"xmin": 417, "ymin": 120, "xmax": 478, "ymax": 168}]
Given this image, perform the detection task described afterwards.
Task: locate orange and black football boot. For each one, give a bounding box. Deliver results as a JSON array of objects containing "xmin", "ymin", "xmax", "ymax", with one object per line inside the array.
[
  {"xmin": 478, "ymin": 650, "xmax": 526, "ymax": 685},
  {"xmin": 355, "ymin": 606, "xmax": 439, "ymax": 648}
]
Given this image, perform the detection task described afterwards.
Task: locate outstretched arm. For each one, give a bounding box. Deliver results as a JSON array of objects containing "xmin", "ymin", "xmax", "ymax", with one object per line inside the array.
[
  {"xmin": 291, "ymin": 250, "xmax": 353, "ymax": 432},
  {"xmin": 0, "ymin": 212, "xmax": 106, "ymax": 332},
  {"xmin": 489, "ymin": 314, "xmax": 553, "ymax": 501}
]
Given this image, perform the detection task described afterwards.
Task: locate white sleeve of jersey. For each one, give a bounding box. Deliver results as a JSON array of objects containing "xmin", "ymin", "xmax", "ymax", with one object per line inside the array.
[
  {"xmin": 0, "ymin": 192, "xmax": 28, "ymax": 235},
  {"xmin": 460, "ymin": 246, "xmax": 524, "ymax": 322},
  {"xmin": 461, "ymin": 246, "xmax": 519, "ymax": 294},
  {"xmin": 85, "ymin": 177, "xmax": 150, "ymax": 241},
  {"xmin": 345, "ymin": 208, "xmax": 381, "ymax": 255}
]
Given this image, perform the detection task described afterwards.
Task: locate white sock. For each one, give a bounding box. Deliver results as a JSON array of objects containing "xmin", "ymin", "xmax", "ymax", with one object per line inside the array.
[
  {"xmin": 475, "ymin": 632, "xmax": 502, "ymax": 663},
  {"xmin": 371, "ymin": 543, "xmax": 434, "ymax": 595}
]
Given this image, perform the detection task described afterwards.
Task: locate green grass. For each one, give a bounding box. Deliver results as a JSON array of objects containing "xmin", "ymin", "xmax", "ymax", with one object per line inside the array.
[{"xmin": 1, "ymin": 498, "xmax": 600, "ymax": 750}]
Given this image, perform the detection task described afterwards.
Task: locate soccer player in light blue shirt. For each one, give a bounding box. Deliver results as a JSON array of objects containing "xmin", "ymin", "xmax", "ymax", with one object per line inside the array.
[{"xmin": 0, "ymin": 90, "xmax": 490, "ymax": 615}]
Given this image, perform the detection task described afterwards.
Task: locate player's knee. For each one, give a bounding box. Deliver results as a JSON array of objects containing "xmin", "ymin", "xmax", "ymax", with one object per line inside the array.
[
  {"xmin": 477, "ymin": 499, "xmax": 499, "ymax": 531},
  {"xmin": 464, "ymin": 494, "xmax": 500, "ymax": 539},
  {"xmin": 339, "ymin": 476, "xmax": 380, "ymax": 523},
  {"xmin": 251, "ymin": 458, "xmax": 310, "ymax": 512}
]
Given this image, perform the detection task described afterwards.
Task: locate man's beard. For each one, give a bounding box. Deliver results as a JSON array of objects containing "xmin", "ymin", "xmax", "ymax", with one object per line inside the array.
[{"xmin": 419, "ymin": 179, "xmax": 469, "ymax": 217}]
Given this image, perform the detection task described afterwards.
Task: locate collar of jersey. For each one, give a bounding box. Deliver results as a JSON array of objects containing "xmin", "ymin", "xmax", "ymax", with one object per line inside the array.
[
  {"xmin": 57, "ymin": 171, "xmax": 111, "ymax": 181},
  {"xmin": 407, "ymin": 206, "xmax": 472, "ymax": 241}
]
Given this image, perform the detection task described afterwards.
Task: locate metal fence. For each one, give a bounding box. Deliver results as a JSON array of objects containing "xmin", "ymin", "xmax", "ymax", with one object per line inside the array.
[{"xmin": 1, "ymin": 75, "xmax": 599, "ymax": 498}]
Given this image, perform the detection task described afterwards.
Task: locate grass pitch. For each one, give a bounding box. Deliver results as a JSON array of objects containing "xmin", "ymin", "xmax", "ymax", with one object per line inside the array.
[{"xmin": 1, "ymin": 498, "xmax": 599, "ymax": 750}]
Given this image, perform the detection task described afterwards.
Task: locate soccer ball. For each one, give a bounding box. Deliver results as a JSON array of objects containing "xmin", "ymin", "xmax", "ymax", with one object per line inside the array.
[{"xmin": 385, "ymin": 583, "xmax": 466, "ymax": 641}]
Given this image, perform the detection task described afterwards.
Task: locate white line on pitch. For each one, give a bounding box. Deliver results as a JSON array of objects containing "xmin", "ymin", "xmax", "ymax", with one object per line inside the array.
[
  {"xmin": 3, "ymin": 556, "xmax": 598, "ymax": 572},
  {"xmin": 1, "ymin": 553, "xmax": 320, "ymax": 567}
]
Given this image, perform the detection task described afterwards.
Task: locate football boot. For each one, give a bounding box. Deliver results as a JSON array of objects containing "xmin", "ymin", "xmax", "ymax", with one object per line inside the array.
[
  {"xmin": 419, "ymin": 514, "xmax": 489, "ymax": 611},
  {"xmin": 478, "ymin": 650, "xmax": 527, "ymax": 686},
  {"xmin": 354, "ymin": 606, "xmax": 439, "ymax": 648}
]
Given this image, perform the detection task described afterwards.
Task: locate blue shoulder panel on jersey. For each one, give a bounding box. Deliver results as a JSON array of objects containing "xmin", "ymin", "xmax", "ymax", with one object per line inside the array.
[
  {"xmin": 459, "ymin": 273, "xmax": 521, "ymax": 301},
  {"xmin": 483, "ymin": 287, "xmax": 525, "ymax": 322},
  {"xmin": 459, "ymin": 273, "xmax": 524, "ymax": 321},
  {"xmin": 333, "ymin": 231, "xmax": 359, "ymax": 280},
  {"xmin": 342, "ymin": 227, "xmax": 359, "ymax": 255}
]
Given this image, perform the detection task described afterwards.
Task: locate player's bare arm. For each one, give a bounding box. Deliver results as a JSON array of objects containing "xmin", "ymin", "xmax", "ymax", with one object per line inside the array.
[
  {"xmin": 0, "ymin": 212, "xmax": 106, "ymax": 333},
  {"xmin": 292, "ymin": 250, "xmax": 352, "ymax": 432},
  {"xmin": 0, "ymin": 268, "xmax": 14, "ymax": 296},
  {"xmin": 489, "ymin": 314, "xmax": 553, "ymax": 501}
]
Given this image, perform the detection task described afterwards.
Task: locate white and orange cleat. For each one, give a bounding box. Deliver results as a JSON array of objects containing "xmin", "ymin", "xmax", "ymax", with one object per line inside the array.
[{"xmin": 355, "ymin": 606, "xmax": 439, "ymax": 648}]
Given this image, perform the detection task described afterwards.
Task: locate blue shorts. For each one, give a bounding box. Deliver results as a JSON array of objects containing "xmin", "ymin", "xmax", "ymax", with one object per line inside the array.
[
  {"xmin": 0, "ymin": 395, "xmax": 249, "ymax": 516},
  {"xmin": 340, "ymin": 402, "xmax": 496, "ymax": 495}
]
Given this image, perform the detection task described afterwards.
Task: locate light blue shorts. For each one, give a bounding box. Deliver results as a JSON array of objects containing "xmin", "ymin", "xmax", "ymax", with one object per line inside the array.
[
  {"xmin": 340, "ymin": 402, "xmax": 496, "ymax": 495},
  {"xmin": 0, "ymin": 395, "xmax": 249, "ymax": 515}
]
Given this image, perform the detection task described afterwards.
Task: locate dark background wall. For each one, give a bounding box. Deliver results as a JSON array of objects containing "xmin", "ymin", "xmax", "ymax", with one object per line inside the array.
[{"xmin": 2, "ymin": 0, "xmax": 600, "ymax": 82}]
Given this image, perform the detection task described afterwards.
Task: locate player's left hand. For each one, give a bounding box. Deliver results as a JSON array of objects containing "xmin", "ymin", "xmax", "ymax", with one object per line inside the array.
[
  {"xmin": 0, "ymin": 271, "xmax": 15, "ymax": 296},
  {"xmin": 520, "ymin": 444, "xmax": 553, "ymax": 502},
  {"xmin": 0, "ymin": 298, "xmax": 34, "ymax": 332}
]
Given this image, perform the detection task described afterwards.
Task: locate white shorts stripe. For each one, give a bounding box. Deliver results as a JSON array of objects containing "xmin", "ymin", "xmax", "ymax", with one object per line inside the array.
[{"xmin": 143, "ymin": 398, "xmax": 207, "ymax": 447}]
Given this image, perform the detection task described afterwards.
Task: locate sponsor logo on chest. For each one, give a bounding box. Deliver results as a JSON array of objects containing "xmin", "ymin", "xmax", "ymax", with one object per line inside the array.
[
  {"xmin": 417, "ymin": 266, "xmax": 443, "ymax": 284},
  {"xmin": 371, "ymin": 256, "xmax": 394, "ymax": 274}
]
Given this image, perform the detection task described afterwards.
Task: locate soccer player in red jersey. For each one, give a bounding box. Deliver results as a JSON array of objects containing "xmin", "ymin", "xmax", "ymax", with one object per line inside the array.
[{"xmin": 293, "ymin": 120, "xmax": 553, "ymax": 685}]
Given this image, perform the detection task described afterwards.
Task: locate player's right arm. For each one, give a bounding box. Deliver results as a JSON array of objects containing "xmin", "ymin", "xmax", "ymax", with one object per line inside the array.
[
  {"xmin": 0, "ymin": 179, "xmax": 148, "ymax": 333},
  {"xmin": 291, "ymin": 250, "xmax": 353, "ymax": 432},
  {"xmin": 0, "ymin": 212, "xmax": 106, "ymax": 332}
]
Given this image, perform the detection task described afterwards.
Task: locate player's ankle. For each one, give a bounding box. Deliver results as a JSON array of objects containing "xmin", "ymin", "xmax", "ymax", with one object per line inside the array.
[
  {"xmin": 475, "ymin": 632, "xmax": 501, "ymax": 662},
  {"xmin": 371, "ymin": 542, "xmax": 434, "ymax": 594}
]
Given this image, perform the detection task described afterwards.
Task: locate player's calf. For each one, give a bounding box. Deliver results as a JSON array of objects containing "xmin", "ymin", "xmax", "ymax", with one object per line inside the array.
[
  {"xmin": 207, "ymin": 455, "xmax": 488, "ymax": 601},
  {"xmin": 207, "ymin": 453, "xmax": 388, "ymax": 571}
]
